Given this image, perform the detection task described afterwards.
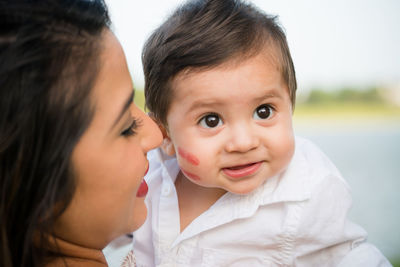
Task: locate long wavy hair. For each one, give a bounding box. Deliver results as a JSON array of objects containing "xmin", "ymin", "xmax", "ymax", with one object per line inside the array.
[{"xmin": 0, "ymin": 0, "xmax": 110, "ymax": 266}]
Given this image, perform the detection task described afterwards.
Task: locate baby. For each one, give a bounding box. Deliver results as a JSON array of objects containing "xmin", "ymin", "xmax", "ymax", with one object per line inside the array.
[{"xmin": 132, "ymin": 0, "xmax": 390, "ymax": 266}]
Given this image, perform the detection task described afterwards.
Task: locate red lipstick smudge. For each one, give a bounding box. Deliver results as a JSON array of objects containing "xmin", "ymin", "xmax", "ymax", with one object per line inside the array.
[
  {"xmin": 181, "ymin": 169, "xmax": 201, "ymax": 181},
  {"xmin": 178, "ymin": 147, "xmax": 200, "ymax": 166}
]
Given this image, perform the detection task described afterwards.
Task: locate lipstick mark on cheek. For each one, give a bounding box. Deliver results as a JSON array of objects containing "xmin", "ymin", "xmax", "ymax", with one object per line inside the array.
[
  {"xmin": 177, "ymin": 147, "xmax": 200, "ymax": 166},
  {"xmin": 181, "ymin": 169, "xmax": 201, "ymax": 181}
]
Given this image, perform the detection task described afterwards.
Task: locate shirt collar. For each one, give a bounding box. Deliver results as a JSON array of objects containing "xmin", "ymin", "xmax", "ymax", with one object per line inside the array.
[
  {"xmin": 153, "ymin": 140, "xmax": 312, "ymax": 246},
  {"xmin": 155, "ymin": 142, "xmax": 311, "ymax": 209}
]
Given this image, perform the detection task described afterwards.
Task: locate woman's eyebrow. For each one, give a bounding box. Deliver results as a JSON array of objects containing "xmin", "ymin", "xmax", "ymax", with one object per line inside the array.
[{"xmin": 112, "ymin": 89, "xmax": 134, "ymax": 129}]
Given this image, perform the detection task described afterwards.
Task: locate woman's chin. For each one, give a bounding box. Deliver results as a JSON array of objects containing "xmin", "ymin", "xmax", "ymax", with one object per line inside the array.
[{"xmin": 130, "ymin": 199, "xmax": 148, "ymax": 232}]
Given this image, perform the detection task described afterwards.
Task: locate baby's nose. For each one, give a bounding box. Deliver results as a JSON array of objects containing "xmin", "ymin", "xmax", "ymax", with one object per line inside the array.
[{"xmin": 224, "ymin": 124, "xmax": 259, "ymax": 153}]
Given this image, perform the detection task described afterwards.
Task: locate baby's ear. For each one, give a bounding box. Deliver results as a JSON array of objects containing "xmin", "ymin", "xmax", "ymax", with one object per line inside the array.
[
  {"xmin": 159, "ymin": 125, "xmax": 176, "ymax": 156},
  {"xmin": 161, "ymin": 136, "xmax": 176, "ymax": 156},
  {"xmin": 152, "ymin": 121, "xmax": 173, "ymax": 156},
  {"xmin": 148, "ymin": 113, "xmax": 176, "ymax": 156}
]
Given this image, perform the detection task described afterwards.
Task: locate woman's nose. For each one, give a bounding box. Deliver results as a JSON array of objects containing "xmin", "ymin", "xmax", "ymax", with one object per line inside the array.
[{"xmin": 140, "ymin": 111, "xmax": 163, "ymax": 152}]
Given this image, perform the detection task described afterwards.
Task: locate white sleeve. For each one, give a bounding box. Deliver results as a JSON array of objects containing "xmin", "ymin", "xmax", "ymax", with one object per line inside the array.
[
  {"xmin": 337, "ymin": 242, "xmax": 392, "ymax": 267},
  {"xmin": 293, "ymin": 174, "xmax": 389, "ymax": 266}
]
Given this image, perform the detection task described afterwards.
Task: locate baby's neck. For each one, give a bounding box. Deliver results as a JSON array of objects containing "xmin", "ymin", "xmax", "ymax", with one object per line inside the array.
[{"xmin": 175, "ymin": 171, "xmax": 226, "ymax": 232}]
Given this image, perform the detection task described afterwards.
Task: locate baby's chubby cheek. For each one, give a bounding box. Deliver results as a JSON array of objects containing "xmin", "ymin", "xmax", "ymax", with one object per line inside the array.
[
  {"xmin": 276, "ymin": 134, "xmax": 295, "ymax": 171},
  {"xmin": 180, "ymin": 168, "xmax": 201, "ymax": 181},
  {"xmin": 177, "ymin": 147, "xmax": 200, "ymax": 166},
  {"xmin": 177, "ymin": 147, "xmax": 202, "ymax": 181}
]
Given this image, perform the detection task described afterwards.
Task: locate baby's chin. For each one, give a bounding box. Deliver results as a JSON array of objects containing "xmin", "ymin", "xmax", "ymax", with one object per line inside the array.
[
  {"xmin": 226, "ymin": 187, "xmax": 259, "ymax": 195},
  {"xmin": 221, "ymin": 180, "xmax": 267, "ymax": 195}
]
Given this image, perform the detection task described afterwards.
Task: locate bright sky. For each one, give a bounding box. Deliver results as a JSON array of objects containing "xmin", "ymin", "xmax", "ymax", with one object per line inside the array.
[{"xmin": 106, "ymin": 0, "xmax": 400, "ymax": 91}]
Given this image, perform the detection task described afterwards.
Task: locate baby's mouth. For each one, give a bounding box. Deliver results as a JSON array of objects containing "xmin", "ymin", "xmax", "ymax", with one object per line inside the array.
[
  {"xmin": 226, "ymin": 163, "xmax": 255, "ymax": 170},
  {"xmin": 222, "ymin": 162, "xmax": 262, "ymax": 179}
]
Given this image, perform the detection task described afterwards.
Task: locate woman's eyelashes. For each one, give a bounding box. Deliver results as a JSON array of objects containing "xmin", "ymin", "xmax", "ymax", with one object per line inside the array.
[
  {"xmin": 253, "ymin": 104, "xmax": 274, "ymax": 120},
  {"xmin": 121, "ymin": 118, "xmax": 142, "ymax": 137},
  {"xmin": 199, "ymin": 113, "xmax": 223, "ymax": 128}
]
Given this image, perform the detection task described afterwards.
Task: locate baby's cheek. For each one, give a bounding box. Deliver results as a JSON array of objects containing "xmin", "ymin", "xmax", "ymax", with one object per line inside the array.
[
  {"xmin": 276, "ymin": 134, "xmax": 295, "ymax": 170},
  {"xmin": 178, "ymin": 147, "xmax": 200, "ymax": 166},
  {"xmin": 181, "ymin": 168, "xmax": 201, "ymax": 181}
]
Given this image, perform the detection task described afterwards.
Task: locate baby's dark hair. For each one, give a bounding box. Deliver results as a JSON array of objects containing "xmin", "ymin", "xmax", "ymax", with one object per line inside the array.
[{"xmin": 143, "ymin": 0, "xmax": 296, "ymax": 126}]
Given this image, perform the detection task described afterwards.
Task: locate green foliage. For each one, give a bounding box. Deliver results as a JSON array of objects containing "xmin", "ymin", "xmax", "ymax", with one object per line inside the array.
[
  {"xmin": 295, "ymin": 86, "xmax": 400, "ymax": 119},
  {"xmin": 304, "ymin": 87, "xmax": 384, "ymax": 105},
  {"xmin": 134, "ymin": 89, "xmax": 146, "ymax": 111},
  {"xmin": 391, "ymin": 258, "xmax": 400, "ymax": 267},
  {"xmin": 307, "ymin": 89, "xmax": 332, "ymax": 103}
]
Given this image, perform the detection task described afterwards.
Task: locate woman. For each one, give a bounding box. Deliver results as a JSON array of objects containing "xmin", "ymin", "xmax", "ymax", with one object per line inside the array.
[{"xmin": 0, "ymin": 0, "xmax": 162, "ymax": 266}]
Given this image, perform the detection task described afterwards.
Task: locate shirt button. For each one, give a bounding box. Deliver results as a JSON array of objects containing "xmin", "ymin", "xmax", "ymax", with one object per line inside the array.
[{"xmin": 162, "ymin": 184, "xmax": 172, "ymax": 196}]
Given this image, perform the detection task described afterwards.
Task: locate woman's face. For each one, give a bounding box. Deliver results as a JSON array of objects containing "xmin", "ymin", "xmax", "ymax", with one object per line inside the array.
[{"xmin": 54, "ymin": 31, "xmax": 162, "ymax": 249}]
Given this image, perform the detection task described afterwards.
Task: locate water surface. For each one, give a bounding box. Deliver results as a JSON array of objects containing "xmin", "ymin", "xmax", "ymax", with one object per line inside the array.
[{"xmin": 295, "ymin": 119, "xmax": 400, "ymax": 260}]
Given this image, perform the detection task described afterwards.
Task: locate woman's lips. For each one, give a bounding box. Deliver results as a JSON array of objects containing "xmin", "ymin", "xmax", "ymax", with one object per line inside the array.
[
  {"xmin": 222, "ymin": 161, "xmax": 262, "ymax": 179},
  {"xmin": 136, "ymin": 180, "xmax": 148, "ymax": 197},
  {"xmin": 136, "ymin": 164, "xmax": 150, "ymax": 198}
]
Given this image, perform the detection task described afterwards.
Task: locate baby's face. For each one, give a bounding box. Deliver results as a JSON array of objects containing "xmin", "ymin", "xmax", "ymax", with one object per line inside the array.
[{"xmin": 165, "ymin": 52, "xmax": 295, "ymax": 194}]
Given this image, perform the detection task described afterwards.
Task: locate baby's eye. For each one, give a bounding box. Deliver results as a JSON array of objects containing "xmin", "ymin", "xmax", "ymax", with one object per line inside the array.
[
  {"xmin": 199, "ymin": 114, "xmax": 222, "ymax": 128},
  {"xmin": 253, "ymin": 104, "xmax": 274, "ymax": 120}
]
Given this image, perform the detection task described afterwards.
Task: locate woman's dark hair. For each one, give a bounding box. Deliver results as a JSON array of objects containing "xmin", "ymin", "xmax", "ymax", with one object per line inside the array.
[
  {"xmin": 143, "ymin": 0, "xmax": 297, "ymax": 126},
  {"xmin": 0, "ymin": 0, "xmax": 110, "ymax": 266}
]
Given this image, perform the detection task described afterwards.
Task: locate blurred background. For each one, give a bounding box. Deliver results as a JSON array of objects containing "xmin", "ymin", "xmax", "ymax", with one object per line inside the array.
[{"xmin": 105, "ymin": 0, "xmax": 400, "ymax": 264}]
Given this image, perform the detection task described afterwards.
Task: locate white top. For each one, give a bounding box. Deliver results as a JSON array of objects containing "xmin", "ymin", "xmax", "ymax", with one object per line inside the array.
[{"xmin": 132, "ymin": 137, "xmax": 390, "ymax": 267}]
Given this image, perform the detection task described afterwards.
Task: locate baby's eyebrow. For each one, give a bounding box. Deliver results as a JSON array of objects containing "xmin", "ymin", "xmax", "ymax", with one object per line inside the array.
[
  {"xmin": 187, "ymin": 99, "xmax": 222, "ymax": 113},
  {"xmin": 253, "ymin": 92, "xmax": 282, "ymax": 102}
]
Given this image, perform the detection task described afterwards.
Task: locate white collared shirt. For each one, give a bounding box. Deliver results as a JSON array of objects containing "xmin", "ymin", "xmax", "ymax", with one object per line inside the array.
[{"xmin": 132, "ymin": 137, "xmax": 390, "ymax": 267}]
